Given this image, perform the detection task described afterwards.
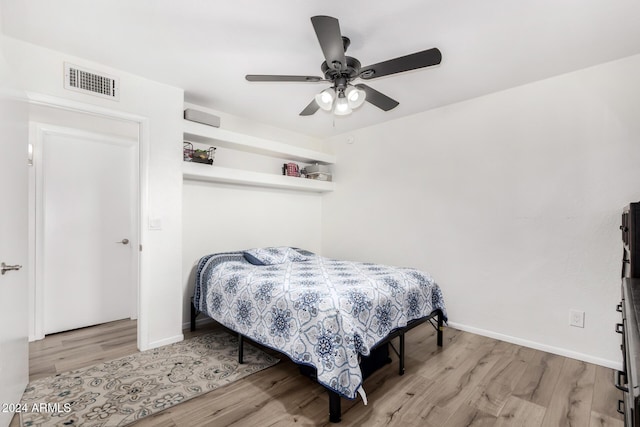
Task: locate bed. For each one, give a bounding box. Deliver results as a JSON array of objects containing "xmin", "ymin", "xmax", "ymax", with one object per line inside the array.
[{"xmin": 191, "ymin": 247, "xmax": 447, "ymax": 423}]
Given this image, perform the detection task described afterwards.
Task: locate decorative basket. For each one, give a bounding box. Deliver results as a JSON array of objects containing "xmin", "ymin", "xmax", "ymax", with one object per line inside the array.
[{"xmin": 183, "ymin": 142, "xmax": 216, "ymax": 164}]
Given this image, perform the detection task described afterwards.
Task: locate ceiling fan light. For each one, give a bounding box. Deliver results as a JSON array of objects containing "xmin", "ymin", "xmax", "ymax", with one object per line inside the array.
[
  {"xmin": 334, "ymin": 94, "xmax": 352, "ymax": 116},
  {"xmin": 315, "ymin": 88, "xmax": 335, "ymax": 111},
  {"xmin": 345, "ymin": 86, "xmax": 366, "ymax": 109}
]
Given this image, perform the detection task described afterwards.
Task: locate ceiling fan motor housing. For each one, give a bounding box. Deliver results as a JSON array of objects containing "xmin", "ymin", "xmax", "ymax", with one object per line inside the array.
[{"xmin": 321, "ymin": 56, "xmax": 361, "ymax": 88}]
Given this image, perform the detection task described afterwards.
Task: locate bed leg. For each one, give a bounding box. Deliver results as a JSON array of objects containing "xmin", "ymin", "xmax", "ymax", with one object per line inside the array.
[
  {"xmin": 238, "ymin": 334, "xmax": 244, "ymax": 364},
  {"xmin": 328, "ymin": 390, "xmax": 341, "ymax": 423},
  {"xmin": 437, "ymin": 310, "xmax": 443, "ymax": 347},
  {"xmin": 399, "ymin": 333, "xmax": 405, "ymax": 375},
  {"xmin": 190, "ymin": 299, "xmax": 197, "ymax": 332}
]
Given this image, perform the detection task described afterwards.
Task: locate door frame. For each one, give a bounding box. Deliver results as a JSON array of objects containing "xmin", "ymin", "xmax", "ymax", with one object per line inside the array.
[
  {"xmin": 30, "ymin": 122, "xmax": 139, "ymax": 338},
  {"xmin": 26, "ymin": 92, "xmax": 150, "ymax": 351}
]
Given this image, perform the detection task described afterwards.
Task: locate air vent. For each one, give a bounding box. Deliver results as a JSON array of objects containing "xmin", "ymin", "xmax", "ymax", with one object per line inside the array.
[{"xmin": 64, "ymin": 62, "xmax": 119, "ymax": 101}]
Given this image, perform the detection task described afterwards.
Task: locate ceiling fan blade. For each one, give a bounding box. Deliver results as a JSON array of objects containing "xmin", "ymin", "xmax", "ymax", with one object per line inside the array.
[
  {"xmin": 299, "ymin": 99, "xmax": 320, "ymax": 116},
  {"xmin": 311, "ymin": 15, "xmax": 347, "ymax": 71},
  {"xmin": 355, "ymin": 84, "xmax": 399, "ymax": 111},
  {"xmin": 246, "ymin": 74, "xmax": 324, "ymax": 82},
  {"xmin": 359, "ymin": 48, "xmax": 442, "ymax": 80}
]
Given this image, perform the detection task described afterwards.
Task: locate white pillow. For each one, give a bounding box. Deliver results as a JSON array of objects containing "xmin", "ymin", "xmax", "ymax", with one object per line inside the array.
[{"xmin": 243, "ymin": 247, "xmax": 308, "ymax": 265}]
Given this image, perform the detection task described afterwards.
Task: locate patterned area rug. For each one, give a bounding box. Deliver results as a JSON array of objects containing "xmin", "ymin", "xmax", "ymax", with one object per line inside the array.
[{"xmin": 19, "ymin": 331, "xmax": 279, "ymax": 426}]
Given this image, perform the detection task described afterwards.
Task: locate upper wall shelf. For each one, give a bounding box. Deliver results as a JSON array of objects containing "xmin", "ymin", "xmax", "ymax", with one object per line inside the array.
[
  {"xmin": 183, "ymin": 120, "xmax": 335, "ymax": 165},
  {"xmin": 183, "ymin": 162, "xmax": 335, "ymax": 193},
  {"xmin": 182, "ymin": 119, "xmax": 335, "ymax": 192}
]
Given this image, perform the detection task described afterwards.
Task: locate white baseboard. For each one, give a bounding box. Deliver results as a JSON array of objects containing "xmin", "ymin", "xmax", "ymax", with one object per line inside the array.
[
  {"xmin": 447, "ymin": 321, "xmax": 623, "ymax": 371},
  {"xmin": 29, "ymin": 332, "xmax": 45, "ymax": 342},
  {"xmin": 145, "ymin": 333, "xmax": 184, "ymax": 350}
]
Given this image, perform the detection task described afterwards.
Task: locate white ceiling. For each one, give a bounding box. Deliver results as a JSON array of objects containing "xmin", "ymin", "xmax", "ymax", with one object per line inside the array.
[{"xmin": 2, "ymin": 0, "xmax": 640, "ymax": 139}]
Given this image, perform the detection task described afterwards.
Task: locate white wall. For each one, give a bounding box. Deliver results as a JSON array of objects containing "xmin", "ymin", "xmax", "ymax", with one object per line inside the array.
[
  {"xmin": 322, "ymin": 54, "xmax": 640, "ymax": 368},
  {"xmin": 182, "ymin": 182, "xmax": 323, "ymax": 325},
  {"xmin": 2, "ymin": 37, "xmax": 185, "ymax": 350},
  {"xmin": 181, "ymin": 102, "xmax": 325, "ymax": 326}
]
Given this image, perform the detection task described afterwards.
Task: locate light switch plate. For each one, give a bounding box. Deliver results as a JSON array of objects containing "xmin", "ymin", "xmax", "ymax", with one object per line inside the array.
[
  {"xmin": 149, "ymin": 216, "xmax": 162, "ymax": 230},
  {"xmin": 570, "ymin": 309, "xmax": 585, "ymax": 328}
]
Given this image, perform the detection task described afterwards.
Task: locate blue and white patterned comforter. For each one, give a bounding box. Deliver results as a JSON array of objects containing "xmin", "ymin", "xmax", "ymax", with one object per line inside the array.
[{"xmin": 193, "ymin": 251, "xmax": 447, "ymax": 400}]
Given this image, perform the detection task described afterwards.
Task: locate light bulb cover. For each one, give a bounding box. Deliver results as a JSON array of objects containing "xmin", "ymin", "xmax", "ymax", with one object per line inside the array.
[
  {"xmin": 345, "ymin": 86, "xmax": 366, "ymax": 109},
  {"xmin": 314, "ymin": 88, "xmax": 335, "ymax": 111},
  {"xmin": 334, "ymin": 93, "xmax": 352, "ymax": 116}
]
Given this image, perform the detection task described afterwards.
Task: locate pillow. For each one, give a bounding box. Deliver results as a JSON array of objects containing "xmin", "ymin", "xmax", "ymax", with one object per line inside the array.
[{"xmin": 243, "ymin": 246, "xmax": 309, "ymax": 265}]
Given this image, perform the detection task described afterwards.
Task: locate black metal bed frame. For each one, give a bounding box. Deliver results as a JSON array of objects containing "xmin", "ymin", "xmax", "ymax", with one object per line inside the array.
[{"xmin": 190, "ymin": 299, "xmax": 444, "ymax": 423}]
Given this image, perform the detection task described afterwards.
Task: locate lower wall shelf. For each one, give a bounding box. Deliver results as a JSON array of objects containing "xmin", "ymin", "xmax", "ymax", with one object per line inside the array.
[{"xmin": 182, "ymin": 162, "xmax": 334, "ymax": 193}]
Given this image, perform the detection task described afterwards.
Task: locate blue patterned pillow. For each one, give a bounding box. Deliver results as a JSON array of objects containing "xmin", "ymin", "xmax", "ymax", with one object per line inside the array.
[{"xmin": 243, "ymin": 247, "xmax": 308, "ymax": 265}]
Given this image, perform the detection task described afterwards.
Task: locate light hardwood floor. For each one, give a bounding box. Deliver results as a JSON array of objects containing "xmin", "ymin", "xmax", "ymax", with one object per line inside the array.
[{"xmin": 10, "ymin": 320, "xmax": 624, "ymax": 426}]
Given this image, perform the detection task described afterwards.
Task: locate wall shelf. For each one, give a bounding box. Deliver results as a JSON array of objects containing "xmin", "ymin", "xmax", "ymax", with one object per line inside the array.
[
  {"xmin": 183, "ymin": 120, "xmax": 335, "ymax": 165},
  {"xmin": 182, "ymin": 162, "xmax": 335, "ymax": 193},
  {"xmin": 182, "ymin": 119, "xmax": 335, "ymax": 192}
]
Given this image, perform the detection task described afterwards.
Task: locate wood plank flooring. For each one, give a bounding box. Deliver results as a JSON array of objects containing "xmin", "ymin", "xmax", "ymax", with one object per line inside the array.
[{"xmin": 9, "ymin": 320, "xmax": 624, "ymax": 426}]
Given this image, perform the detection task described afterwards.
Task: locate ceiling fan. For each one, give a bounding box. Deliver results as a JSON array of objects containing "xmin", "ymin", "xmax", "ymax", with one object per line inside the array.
[{"xmin": 245, "ymin": 15, "xmax": 442, "ymax": 116}]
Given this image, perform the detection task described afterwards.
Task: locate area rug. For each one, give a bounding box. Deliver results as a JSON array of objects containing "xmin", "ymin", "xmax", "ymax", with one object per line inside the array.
[{"xmin": 19, "ymin": 331, "xmax": 279, "ymax": 426}]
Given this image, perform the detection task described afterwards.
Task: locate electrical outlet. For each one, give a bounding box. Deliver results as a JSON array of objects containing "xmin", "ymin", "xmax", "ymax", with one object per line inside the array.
[{"xmin": 570, "ymin": 310, "xmax": 585, "ymax": 328}]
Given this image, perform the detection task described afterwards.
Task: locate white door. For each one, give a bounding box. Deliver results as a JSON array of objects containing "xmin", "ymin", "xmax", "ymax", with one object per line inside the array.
[
  {"xmin": 36, "ymin": 125, "xmax": 137, "ymax": 334},
  {"xmin": 0, "ymin": 79, "xmax": 29, "ymax": 424}
]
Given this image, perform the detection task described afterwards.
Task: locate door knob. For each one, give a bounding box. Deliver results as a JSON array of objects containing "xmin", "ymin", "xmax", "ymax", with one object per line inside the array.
[
  {"xmin": 1, "ymin": 262, "xmax": 22, "ymax": 275},
  {"xmin": 117, "ymin": 239, "xmax": 130, "ymax": 245}
]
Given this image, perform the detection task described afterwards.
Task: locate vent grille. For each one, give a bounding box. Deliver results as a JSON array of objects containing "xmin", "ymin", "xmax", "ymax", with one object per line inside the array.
[{"xmin": 64, "ymin": 63, "xmax": 119, "ymax": 100}]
